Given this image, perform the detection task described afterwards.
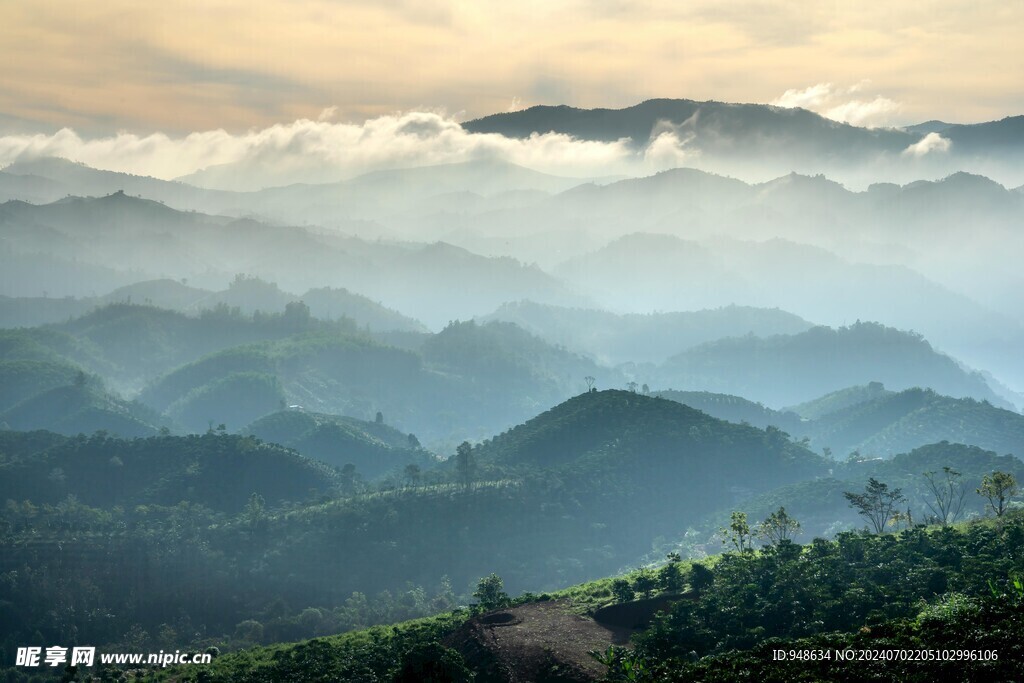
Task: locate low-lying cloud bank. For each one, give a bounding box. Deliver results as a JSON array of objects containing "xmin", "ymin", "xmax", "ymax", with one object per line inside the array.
[
  {"xmin": 0, "ymin": 111, "xmax": 636, "ymax": 187},
  {"xmin": 0, "ymin": 104, "xmax": 1009, "ymax": 192},
  {"xmin": 771, "ymin": 82, "xmax": 901, "ymax": 128}
]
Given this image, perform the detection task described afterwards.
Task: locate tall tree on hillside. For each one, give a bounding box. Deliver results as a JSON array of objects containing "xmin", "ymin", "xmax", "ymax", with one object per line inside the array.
[
  {"xmin": 404, "ymin": 463, "xmax": 422, "ymax": 489},
  {"xmin": 584, "ymin": 376, "xmax": 596, "ymax": 392},
  {"xmin": 721, "ymin": 511, "xmax": 753, "ymax": 553},
  {"xmin": 977, "ymin": 471, "xmax": 1019, "ymax": 518},
  {"xmin": 340, "ymin": 463, "xmax": 359, "ymax": 496},
  {"xmin": 455, "ymin": 441, "xmax": 476, "ymax": 491},
  {"xmin": 756, "ymin": 507, "xmax": 801, "ymax": 545},
  {"xmin": 922, "ymin": 467, "xmax": 967, "ymax": 526},
  {"xmin": 844, "ymin": 478, "xmax": 906, "ymax": 533}
]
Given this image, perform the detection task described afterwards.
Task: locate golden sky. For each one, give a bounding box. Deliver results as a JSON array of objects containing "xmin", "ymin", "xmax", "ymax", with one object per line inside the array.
[{"xmin": 1, "ymin": 0, "xmax": 1022, "ymax": 134}]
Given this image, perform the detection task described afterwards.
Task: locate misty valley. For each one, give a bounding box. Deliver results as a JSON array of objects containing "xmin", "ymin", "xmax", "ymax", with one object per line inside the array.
[{"xmin": 2, "ymin": 99, "xmax": 1024, "ymax": 682}]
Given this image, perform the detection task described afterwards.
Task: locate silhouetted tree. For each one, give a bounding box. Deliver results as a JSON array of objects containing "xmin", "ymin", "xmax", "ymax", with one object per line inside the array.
[
  {"xmin": 844, "ymin": 478, "xmax": 906, "ymax": 533},
  {"xmin": 721, "ymin": 511, "xmax": 753, "ymax": 553},
  {"xmin": 340, "ymin": 463, "xmax": 359, "ymax": 495},
  {"xmin": 978, "ymin": 471, "xmax": 1019, "ymax": 517},
  {"xmin": 689, "ymin": 563, "xmax": 714, "ymax": 595},
  {"xmin": 658, "ymin": 554, "xmax": 685, "ymax": 592},
  {"xmin": 922, "ymin": 467, "xmax": 967, "ymax": 526},
  {"xmin": 404, "ymin": 464, "xmax": 422, "ymax": 488},
  {"xmin": 756, "ymin": 506, "xmax": 801, "ymax": 544},
  {"xmin": 455, "ymin": 441, "xmax": 475, "ymax": 491}
]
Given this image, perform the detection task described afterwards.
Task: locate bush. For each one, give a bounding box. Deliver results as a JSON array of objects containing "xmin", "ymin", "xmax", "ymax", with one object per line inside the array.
[
  {"xmin": 472, "ymin": 573, "xmax": 510, "ymax": 611},
  {"xmin": 611, "ymin": 578, "xmax": 636, "ymax": 603}
]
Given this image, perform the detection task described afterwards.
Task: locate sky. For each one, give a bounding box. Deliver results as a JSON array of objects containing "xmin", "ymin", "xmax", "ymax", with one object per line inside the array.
[
  {"xmin": 0, "ymin": 1, "xmax": 1021, "ymax": 182},
  {"xmin": 2, "ymin": 0, "xmax": 1022, "ymax": 135}
]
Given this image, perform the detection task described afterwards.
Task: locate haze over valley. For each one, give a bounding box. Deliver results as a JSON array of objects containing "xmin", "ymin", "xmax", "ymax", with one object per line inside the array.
[{"xmin": 3, "ymin": 2, "xmax": 1024, "ymax": 678}]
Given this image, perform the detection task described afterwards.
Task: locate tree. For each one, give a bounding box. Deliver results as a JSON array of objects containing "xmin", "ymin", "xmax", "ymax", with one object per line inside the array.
[
  {"xmin": 282, "ymin": 300, "xmax": 311, "ymax": 330},
  {"xmin": 340, "ymin": 463, "xmax": 359, "ymax": 495},
  {"xmin": 756, "ymin": 506, "xmax": 801, "ymax": 545},
  {"xmin": 626, "ymin": 381, "xmax": 638, "ymax": 393},
  {"xmin": 658, "ymin": 556, "xmax": 685, "ymax": 592},
  {"xmin": 473, "ymin": 573, "xmax": 510, "ymax": 610},
  {"xmin": 641, "ymin": 383, "xmax": 650, "ymax": 395},
  {"xmin": 977, "ymin": 471, "xmax": 1019, "ymax": 518},
  {"xmin": 584, "ymin": 376, "xmax": 596, "ymax": 392},
  {"xmin": 455, "ymin": 441, "xmax": 476, "ymax": 491},
  {"xmin": 404, "ymin": 464, "xmax": 422, "ymax": 488},
  {"xmin": 407, "ymin": 433, "xmax": 421, "ymax": 449},
  {"xmin": 73, "ymin": 370, "xmax": 88, "ymax": 388},
  {"xmin": 375, "ymin": 411, "xmax": 384, "ymax": 424},
  {"xmin": 688, "ymin": 563, "xmax": 714, "ymax": 595},
  {"xmin": 243, "ymin": 493, "xmax": 266, "ymax": 538},
  {"xmin": 922, "ymin": 467, "xmax": 967, "ymax": 526},
  {"xmin": 721, "ymin": 511, "xmax": 753, "ymax": 553},
  {"xmin": 844, "ymin": 478, "xmax": 906, "ymax": 533},
  {"xmin": 611, "ymin": 578, "xmax": 635, "ymax": 602},
  {"xmin": 633, "ymin": 569, "xmax": 658, "ymax": 598}
]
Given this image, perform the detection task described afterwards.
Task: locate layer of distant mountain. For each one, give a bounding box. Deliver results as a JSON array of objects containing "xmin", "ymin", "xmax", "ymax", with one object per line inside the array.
[
  {"xmin": 463, "ymin": 99, "xmax": 1024, "ymax": 183},
  {"xmin": 0, "ymin": 276, "xmax": 426, "ymax": 332},
  {"xmin": 658, "ymin": 381, "xmax": 1024, "ymax": 460},
  {"xmin": 0, "ymin": 191, "xmax": 586, "ymax": 327}
]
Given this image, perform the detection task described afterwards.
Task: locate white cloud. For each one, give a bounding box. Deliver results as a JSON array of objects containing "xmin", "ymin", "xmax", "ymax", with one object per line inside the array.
[
  {"xmin": 772, "ymin": 83, "xmax": 834, "ymax": 110},
  {"xmin": 902, "ymin": 131, "xmax": 952, "ymax": 157},
  {"xmin": 643, "ymin": 116, "xmax": 700, "ymax": 171},
  {"xmin": 772, "ymin": 83, "xmax": 901, "ymax": 128},
  {"xmin": 0, "ymin": 111, "xmax": 635, "ymax": 185}
]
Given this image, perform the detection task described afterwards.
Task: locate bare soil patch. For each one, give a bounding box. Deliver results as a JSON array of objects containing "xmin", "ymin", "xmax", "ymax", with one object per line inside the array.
[{"xmin": 447, "ymin": 600, "xmax": 632, "ymax": 682}]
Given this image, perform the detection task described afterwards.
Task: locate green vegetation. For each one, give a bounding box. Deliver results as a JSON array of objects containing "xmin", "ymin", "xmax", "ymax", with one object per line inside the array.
[
  {"xmin": 660, "ymin": 323, "xmax": 1007, "ymax": 408},
  {"xmin": 244, "ymin": 409, "xmax": 433, "ymax": 481},
  {"xmin": 694, "ymin": 442, "xmax": 1024, "ymax": 541},
  {"xmin": 661, "ymin": 383, "xmax": 1024, "ymax": 462},
  {"xmin": 629, "ymin": 514, "xmax": 1024, "ymax": 681},
  {"xmin": 116, "ymin": 514, "xmax": 1024, "ymax": 683}
]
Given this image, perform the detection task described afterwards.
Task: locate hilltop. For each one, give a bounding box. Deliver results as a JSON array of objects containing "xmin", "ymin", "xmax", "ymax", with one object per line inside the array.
[{"xmin": 656, "ymin": 321, "xmax": 1007, "ymax": 408}]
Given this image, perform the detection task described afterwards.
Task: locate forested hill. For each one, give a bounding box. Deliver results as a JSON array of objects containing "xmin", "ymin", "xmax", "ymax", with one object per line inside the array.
[
  {"xmin": 480, "ymin": 301, "xmax": 813, "ymax": 364},
  {"xmin": 0, "ymin": 390, "xmax": 829, "ymax": 663},
  {"xmin": 473, "ymin": 389, "xmax": 825, "ymax": 483},
  {"xmin": 463, "ymin": 99, "xmax": 916, "ymax": 158},
  {"xmin": 652, "ymin": 390, "xmax": 803, "ymax": 433},
  {"xmin": 155, "ymin": 512, "xmax": 1024, "ymax": 683},
  {"xmin": 0, "ymin": 430, "xmax": 339, "ymax": 512},
  {"xmin": 796, "ymin": 387, "xmax": 1024, "ymax": 458},
  {"xmin": 657, "ymin": 322, "xmax": 1007, "ymax": 408},
  {"xmin": 243, "ymin": 409, "xmax": 433, "ymax": 480},
  {"xmin": 658, "ymin": 384, "xmax": 1024, "ymax": 461},
  {"xmin": 0, "ymin": 276, "xmax": 428, "ymax": 333}
]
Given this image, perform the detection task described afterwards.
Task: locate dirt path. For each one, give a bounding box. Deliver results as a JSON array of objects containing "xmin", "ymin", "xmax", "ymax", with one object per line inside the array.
[{"xmin": 447, "ymin": 600, "xmax": 632, "ymax": 682}]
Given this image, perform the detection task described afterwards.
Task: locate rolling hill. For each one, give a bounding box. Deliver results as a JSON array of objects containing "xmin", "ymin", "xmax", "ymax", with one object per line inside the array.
[
  {"xmin": 654, "ymin": 322, "xmax": 1007, "ymax": 408},
  {"xmin": 480, "ymin": 301, "xmax": 813, "ymax": 365},
  {"xmin": 244, "ymin": 409, "xmax": 434, "ymax": 480}
]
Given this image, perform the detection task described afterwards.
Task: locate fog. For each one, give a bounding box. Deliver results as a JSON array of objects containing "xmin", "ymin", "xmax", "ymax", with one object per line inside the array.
[{"xmin": 3, "ymin": 99, "xmax": 1023, "ymax": 404}]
